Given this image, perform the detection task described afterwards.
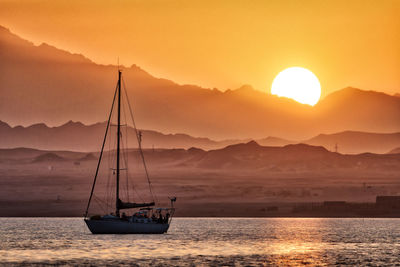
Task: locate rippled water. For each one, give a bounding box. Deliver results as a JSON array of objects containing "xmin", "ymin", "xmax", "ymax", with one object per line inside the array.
[{"xmin": 0, "ymin": 218, "xmax": 399, "ymax": 266}]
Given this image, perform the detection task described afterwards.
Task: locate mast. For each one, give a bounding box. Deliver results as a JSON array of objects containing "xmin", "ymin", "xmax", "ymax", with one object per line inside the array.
[
  {"xmin": 85, "ymin": 70, "xmax": 158, "ymax": 219},
  {"xmin": 116, "ymin": 70, "xmax": 121, "ymax": 217}
]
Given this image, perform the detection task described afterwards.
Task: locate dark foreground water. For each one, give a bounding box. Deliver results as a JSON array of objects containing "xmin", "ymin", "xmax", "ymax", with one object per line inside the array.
[{"xmin": 0, "ymin": 218, "xmax": 399, "ymax": 266}]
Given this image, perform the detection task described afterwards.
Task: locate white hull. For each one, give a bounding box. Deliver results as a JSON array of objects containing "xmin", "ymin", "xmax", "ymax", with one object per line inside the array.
[{"xmin": 84, "ymin": 219, "xmax": 170, "ymax": 234}]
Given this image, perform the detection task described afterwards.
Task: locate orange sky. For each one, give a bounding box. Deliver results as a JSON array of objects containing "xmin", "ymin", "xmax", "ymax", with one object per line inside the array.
[{"xmin": 0, "ymin": 0, "xmax": 399, "ymax": 97}]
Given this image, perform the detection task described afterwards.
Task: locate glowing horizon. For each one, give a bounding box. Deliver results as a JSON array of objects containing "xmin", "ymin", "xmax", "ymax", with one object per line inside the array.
[{"xmin": 0, "ymin": 0, "xmax": 399, "ymax": 97}]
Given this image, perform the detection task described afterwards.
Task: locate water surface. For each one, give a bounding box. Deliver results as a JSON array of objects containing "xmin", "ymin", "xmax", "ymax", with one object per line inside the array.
[{"xmin": 0, "ymin": 218, "xmax": 399, "ymax": 266}]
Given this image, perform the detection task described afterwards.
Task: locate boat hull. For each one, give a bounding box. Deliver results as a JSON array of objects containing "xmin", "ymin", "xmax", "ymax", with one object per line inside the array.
[{"xmin": 84, "ymin": 219, "xmax": 170, "ymax": 234}]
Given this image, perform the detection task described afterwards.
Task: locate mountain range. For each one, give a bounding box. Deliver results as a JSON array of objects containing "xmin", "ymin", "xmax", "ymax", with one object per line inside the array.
[
  {"xmin": 1, "ymin": 120, "xmax": 400, "ymax": 154},
  {"xmin": 1, "ymin": 25, "xmax": 400, "ymax": 141},
  {"xmin": 1, "ymin": 141, "xmax": 399, "ymax": 173},
  {"xmin": 304, "ymin": 131, "xmax": 400, "ymax": 154},
  {"xmin": 0, "ymin": 119, "xmax": 235, "ymax": 152},
  {"xmin": 388, "ymin": 147, "xmax": 400, "ymax": 154}
]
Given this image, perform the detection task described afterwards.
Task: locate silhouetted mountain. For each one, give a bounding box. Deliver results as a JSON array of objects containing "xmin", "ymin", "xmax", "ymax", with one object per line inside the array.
[
  {"xmin": 388, "ymin": 147, "xmax": 400, "ymax": 154},
  {"xmin": 32, "ymin": 153, "xmax": 66, "ymax": 163},
  {"xmin": 79, "ymin": 153, "xmax": 97, "ymax": 161},
  {"xmin": 256, "ymin": 136, "xmax": 294, "ymax": 147},
  {"xmin": 0, "ymin": 120, "xmax": 239, "ymax": 151},
  {"xmin": 0, "ymin": 147, "xmax": 45, "ymax": 161},
  {"xmin": 2, "ymin": 119, "xmax": 400, "ymax": 153},
  {"xmin": 190, "ymin": 142, "xmax": 334, "ymax": 170},
  {"xmin": 2, "ymin": 142, "xmax": 399, "ymax": 173},
  {"xmin": 194, "ymin": 142, "xmax": 400, "ymax": 170},
  {"xmin": 2, "ymin": 26, "xmax": 399, "ymax": 140},
  {"xmin": 304, "ymin": 131, "xmax": 400, "ymax": 154},
  {"xmin": 314, "ymin": 87, "xmax": 400, "ymax": 136}
]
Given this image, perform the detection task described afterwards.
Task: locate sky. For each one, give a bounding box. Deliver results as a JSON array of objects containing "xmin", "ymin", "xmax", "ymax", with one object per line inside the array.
[{"xmin": 0, "ymin": 0, "xmax": 399, "ymax": 97}]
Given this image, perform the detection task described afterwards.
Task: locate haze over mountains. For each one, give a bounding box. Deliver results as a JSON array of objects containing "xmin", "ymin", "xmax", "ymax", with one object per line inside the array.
[
  {"xmin": 1, "ymin": 25, "xmax": 400, "ymax": 141},
  {"xmin": 1, "ymin": 141, "xmax": 399, "ymax": 217},
  {"xmin": 1, "ymin": 120, "xmax": 400, "ymax": 154},
  {"xmin": 1, "ymin": 142, "xmax": 399, "ymax": 172},
  {"xmin": 0, "ymin": 120, "xmax": 236, "ymax": 152},
  {"xmin": 304, "ymin": 131, "xmax": 400, "ymax": 154}
]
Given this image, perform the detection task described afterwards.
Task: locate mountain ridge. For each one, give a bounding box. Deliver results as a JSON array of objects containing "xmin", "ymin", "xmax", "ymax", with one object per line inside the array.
[
  {"xmin": 1, "ymin": 25, "xmax": 400, "ymax": 140},
  {"xmin": 1, "ymin": 119, "xmax": 400, "ymax": 154},
  {"xmin": 0, "ymin": 119, "xmax": 239, "ymax": 152},
  {"xmin": 2, "ymin": 141, "xmax": 399, "ymax": 173}
]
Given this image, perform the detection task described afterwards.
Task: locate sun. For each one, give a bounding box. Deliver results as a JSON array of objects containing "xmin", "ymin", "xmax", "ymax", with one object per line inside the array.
[{"xmin": 271, "ymin": 67, "xmax": 321, "ymax": 106}]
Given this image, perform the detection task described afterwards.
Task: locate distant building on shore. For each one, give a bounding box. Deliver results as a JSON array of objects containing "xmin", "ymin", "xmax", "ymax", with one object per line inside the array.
[{"xmin": 292, "ymin": 196, "xmax": 400, "ymax": 217}]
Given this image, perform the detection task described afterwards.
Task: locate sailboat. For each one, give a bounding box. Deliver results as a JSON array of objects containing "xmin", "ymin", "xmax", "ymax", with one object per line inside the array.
[{"xmin": 84, "ymin": 70, "xmax": 176, "ymax": 234}]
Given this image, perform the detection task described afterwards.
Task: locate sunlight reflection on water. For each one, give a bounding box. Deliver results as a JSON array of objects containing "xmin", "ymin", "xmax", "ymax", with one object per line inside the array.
[{"xmin": 0, "ymin": 218, "xmax": 399, "ymax": 266}]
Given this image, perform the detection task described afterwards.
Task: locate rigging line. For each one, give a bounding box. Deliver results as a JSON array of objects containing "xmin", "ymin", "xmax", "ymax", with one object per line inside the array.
[
  {"xmin": 121, "ymin": 77, "xmax": 155, "ymax": 203},
  {"xmin": 122, "ymin": 100, "xmax": 130, "ymax": 202},
  {"xmin": 107, "ymin": 110, "xmax": 114, "ymax": 205},
  {"xmin": 108, "ymin": 120, "xmax": 119, "ymax": 209},
  {"xmin": 132, "ymin": 181, "xmax": 145, "ymax": 202},
  {"xmin": 122, "ymin": 141, "xmax": 145, "ymax": 203},
  {"xmin": 120, "ymin": 136, "xmax": 130, "ymax": 202},
  {"xmin": 105, "ymin": 108, "xmax": 113, "ymax": 210},
  {"xmin": 106, "ymin": 119, "xmax": 115, "ymax": 211},
  {"xmin": 105, "ymin": 162, "xmax": 111, "ymax": 209},
  {"xmin": 125, "ymin": 134, "xmax": 130, "ymax": 202},
  {"xmin": 118, "ymin": 86, "xmax": 138, "ymax": 203},
  {"xmin": 122, "ymin": 76, "xmax": 157, "ymax": 204},
  {"xmin": 94, "ymin": 194, "xmax": 109, "ymax": 206},
  {"xmin": 106, "ymin": 126, "xmax": 112, "ymax": 209},
  {"xmin": 106, "ymin": 108, "xmax": 118, "ymax": 207},
  {"xmin": 107, "ymin": 160, "xmax": 115, "ymax": 211},
  {"xmin": 93, "ymin": 195, "xmax": 108, "ymax": 214},
  {"xmin": 84, "ymin": 81, "xmax": 118, "ymax": 218},
  {"xmin": 104, "ymin": 99, "xmax": 112, "ymax": 211},
  {"xmin": 107, "ymin": 173, "xmax": 116, "ymax": 211},
  {"xmin": 127, "ymin": 152, "xmax": 145, "ymax": 203},
  {"xmin": 105, "ymin": 154, "xmax": 110, "ymax": 207},
  {"xmin": 120, "ymin": 137, "xmax": 145, "ymax": 203}
]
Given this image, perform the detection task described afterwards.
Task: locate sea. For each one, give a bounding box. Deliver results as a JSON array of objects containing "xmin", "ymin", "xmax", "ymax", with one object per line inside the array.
[{"xmin": 0, "ymin": 218, "xmax": 399, "ymax": 266}]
